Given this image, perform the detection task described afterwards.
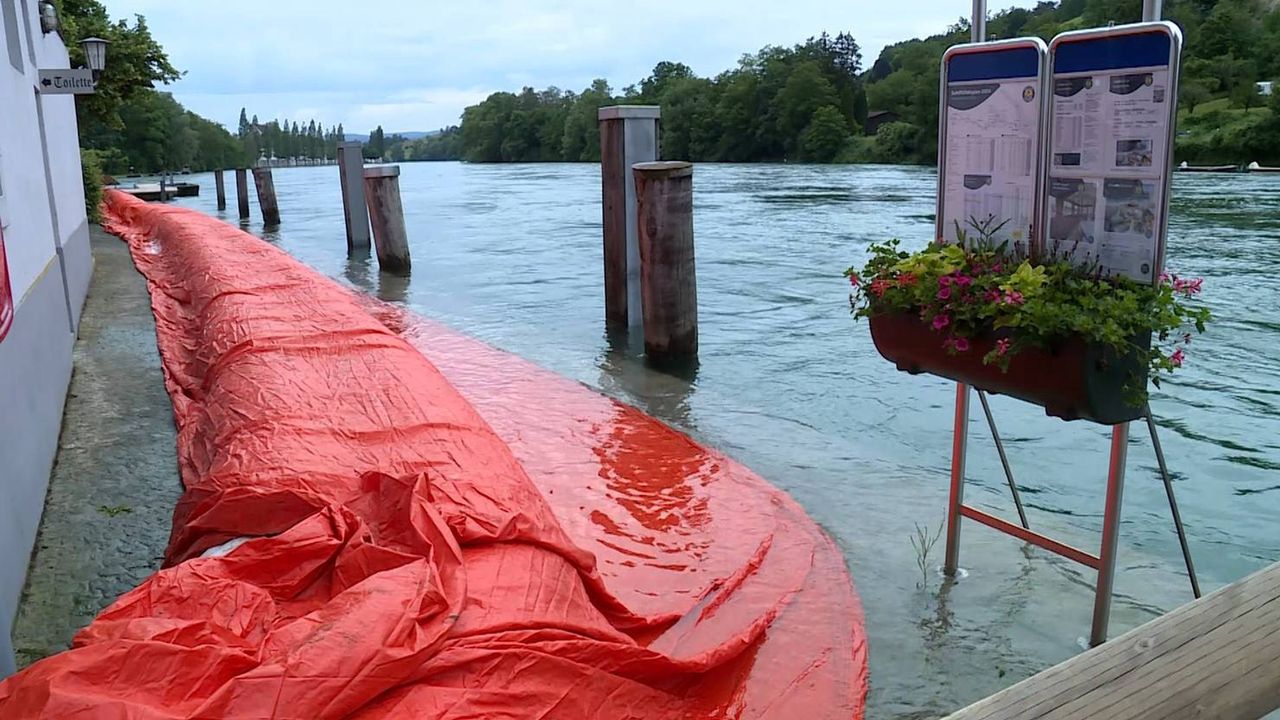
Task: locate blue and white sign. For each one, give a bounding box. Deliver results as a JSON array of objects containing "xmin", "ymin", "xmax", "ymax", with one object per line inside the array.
[
  {"xmin": 1046, "ymin": 22, "xmax": 1183, "ymax": 281},
  {"xmin": 938, "ymin": 39, "xmax": 1048, "ymax": 249}
]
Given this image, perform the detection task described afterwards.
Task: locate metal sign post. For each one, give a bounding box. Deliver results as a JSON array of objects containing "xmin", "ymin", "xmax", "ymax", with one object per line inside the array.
[
  {"xmin": 934, "ymin": 9, "xmax": 1191, "ymax": 645},
  {"xmin": 936, "ymin": 35, "xmax": 1049, "ymax": 577}
]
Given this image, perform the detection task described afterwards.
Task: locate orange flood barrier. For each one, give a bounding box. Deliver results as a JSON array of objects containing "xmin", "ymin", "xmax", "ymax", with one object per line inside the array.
[{"xmin": 0, "ymin": 191, "xmax": 867, "ymax": 718}]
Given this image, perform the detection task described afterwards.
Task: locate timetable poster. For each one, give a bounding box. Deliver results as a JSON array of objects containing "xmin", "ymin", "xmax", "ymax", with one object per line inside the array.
[
  {"xmin": 940, "ymin": 43, "xmax": 1044, "ymax": 250},
  {"xmin": 1048, "ymin": 28, "xmax": 1178, "ymax": 281}
]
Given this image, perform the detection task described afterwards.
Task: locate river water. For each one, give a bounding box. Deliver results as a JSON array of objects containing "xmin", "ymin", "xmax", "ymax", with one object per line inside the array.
[{"xmin": 166, "ymin": 163, "xmax": 1279, "ymax": 718}]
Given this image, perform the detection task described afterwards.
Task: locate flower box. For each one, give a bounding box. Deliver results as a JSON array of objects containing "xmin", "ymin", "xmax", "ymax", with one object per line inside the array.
[{"xmin": 868, "ymin": 312, "xmax": 1149, "ymax": 425}]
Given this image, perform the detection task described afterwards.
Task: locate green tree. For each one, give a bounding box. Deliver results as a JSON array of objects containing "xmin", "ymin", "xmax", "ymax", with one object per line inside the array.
[
  {"xmin": 774, "ymin": 61, "xmax": 839, "ymax": 157},
  {"xmin": 57, "ymin": 0, "xmax": 181, "ymax": 140},
  {"xmin": 800, "ymin": 105, "xmax": 851, "ymax": 162}
]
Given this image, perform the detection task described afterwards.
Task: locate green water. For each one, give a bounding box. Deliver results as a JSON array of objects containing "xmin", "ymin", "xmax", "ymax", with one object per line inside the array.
[{"xmin": 172, "ymin": 163, "xmax": 1280, "ymax": 718}]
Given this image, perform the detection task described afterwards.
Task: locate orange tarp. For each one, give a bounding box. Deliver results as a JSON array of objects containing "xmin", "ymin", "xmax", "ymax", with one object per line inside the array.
[{"xmin": 0, "ymin": 191, "xmax": 867, "ymax": 718}]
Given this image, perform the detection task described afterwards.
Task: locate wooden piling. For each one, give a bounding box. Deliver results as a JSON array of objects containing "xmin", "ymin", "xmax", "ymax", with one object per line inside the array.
[
  {"xmin": 252, "ymin": 167, "xmax": 281, "ymax": 226},
  {"xmin": 634, "ymin": 161, "xmax": 697, "ymax": 362},
  {"xmin": 337, "ymin": 141, "xmax": 371, "ymax": 252},
  {"xmin": 598, "ymin": 105, "xmax": 660, "ymax": 330},
  {"xmin": 362, "ymin": 165, "xmax": 410, "ymax": 274},
  {"xmin": 235, "ymin": 168, "xmax": 250, "ymax": 220},
  {"xmin": 214, "ymin": 169, "xmax": 226, "ymax": 211}
]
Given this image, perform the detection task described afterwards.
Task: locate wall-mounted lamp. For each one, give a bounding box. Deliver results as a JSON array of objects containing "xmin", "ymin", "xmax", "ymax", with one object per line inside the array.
[
  {"xmin": 80, "ymin": 36, "xmax": 108, "ymax": 79},
  {"xmin": 38, "ymin": 0, "xmax": 59, "ymax": 34}
]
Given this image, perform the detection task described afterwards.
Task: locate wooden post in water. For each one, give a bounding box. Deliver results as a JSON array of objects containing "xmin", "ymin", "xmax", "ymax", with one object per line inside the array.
[
  {"xmin": 214, "ymin": 169, "xmax": 226, "ymax": 211},
  {"xmin": 235, "ymin": 168, "xmax": 251, "ymax": 220},
  {"xmin": 362, "ymin": 165, "xmax": 410, "ymax": 274},
  {"xmin": 634, "ymin": 161, "xmax": 696, "ymax": 362},
  {"xmin": 252, "ymin": 167, "xmax": 281, "ymax": 226},
  {"xmin": 337, "ymin": 141, "xmax": 371, "ymax": 252},
  {"xmin": 599, "ymin": 105, "xmax": 660, "ymax": 331}
]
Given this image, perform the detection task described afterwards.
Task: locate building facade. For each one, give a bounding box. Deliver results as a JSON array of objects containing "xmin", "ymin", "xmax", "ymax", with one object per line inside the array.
[{"xmin": 0, "ymin": 1, "xmax": 91, "ymax": 676}]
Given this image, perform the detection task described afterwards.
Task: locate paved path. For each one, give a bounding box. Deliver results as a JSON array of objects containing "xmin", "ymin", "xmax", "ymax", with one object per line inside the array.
[{"xmin": 11, "ymin": 226, "xmax": 180, "ymax": 668}]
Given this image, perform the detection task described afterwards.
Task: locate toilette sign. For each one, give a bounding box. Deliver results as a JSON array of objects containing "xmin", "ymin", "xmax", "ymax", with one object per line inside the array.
[
  {"xmin": 1046, "ymin": 22, "xmax": 1182, "ymax": 282},
  {"xmin": 937, "ymin": 38, "xmax": 1048, "ymax": 250},
  {"xmin": 0, "ymin": 227, "xmax": 13, "ymax": 343}
]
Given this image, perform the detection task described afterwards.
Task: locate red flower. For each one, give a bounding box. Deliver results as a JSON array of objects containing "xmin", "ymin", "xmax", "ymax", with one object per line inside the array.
[
  {"xmin": 869, "ymin": 278, "xmax": 893, "ymax": 297},
  {"xmin": 848, "ymin": 272, "xmax": 861, "ymax": 287},
  {"xmin": 898, "ymin": 273, "xmax": 917, "ymax": 287},
  {"xmin": 1170, "ymin": 348, "xmax": 1185, "ymax": 367}
]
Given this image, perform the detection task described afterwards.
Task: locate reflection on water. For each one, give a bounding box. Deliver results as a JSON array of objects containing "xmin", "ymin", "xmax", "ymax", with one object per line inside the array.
[{"xmin": 170, "ymin": 163, "xmax": 1280, "ymax": 718}]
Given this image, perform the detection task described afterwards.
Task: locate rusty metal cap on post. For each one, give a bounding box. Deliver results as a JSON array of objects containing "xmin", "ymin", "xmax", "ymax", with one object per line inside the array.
[
  {"xmin": 632, "ymin": 161, "xmax": 692, "ymax": 179},
  {"xmin": 362, "ymin": 165, "xmax": 401, "ymax": 178}
]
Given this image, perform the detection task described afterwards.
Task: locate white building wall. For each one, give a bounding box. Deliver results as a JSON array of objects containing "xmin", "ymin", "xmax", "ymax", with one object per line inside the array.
[{"xmin": 0, "ymin": 1, "xmax": 89, "ymax": 677}]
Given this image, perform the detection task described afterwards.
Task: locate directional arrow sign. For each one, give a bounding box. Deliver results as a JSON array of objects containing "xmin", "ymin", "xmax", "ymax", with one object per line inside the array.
[{"xmin": 37, "ymin": 68, "xmax": 96, "ymax": 95}]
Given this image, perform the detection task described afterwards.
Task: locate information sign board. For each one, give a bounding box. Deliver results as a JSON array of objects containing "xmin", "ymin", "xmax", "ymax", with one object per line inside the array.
[
  {"xmin": 938, "ymin": 39, "xmax": 1048, "ymax": 250},
  {"xmin": 1045, "ymin": 22, "xmax": 1182, "ymax": 282}
]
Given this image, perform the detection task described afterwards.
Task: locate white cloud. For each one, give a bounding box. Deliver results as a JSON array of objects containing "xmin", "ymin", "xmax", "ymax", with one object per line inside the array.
[{"xmin": 104, "ymin": 0, "xmax": 1033, "ymax": 132}]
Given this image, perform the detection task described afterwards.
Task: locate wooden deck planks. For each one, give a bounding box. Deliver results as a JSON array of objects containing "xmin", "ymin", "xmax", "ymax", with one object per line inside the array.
[{"xmin": 944, "ymin": 561, "xmax": 1280, "ymax": 720}]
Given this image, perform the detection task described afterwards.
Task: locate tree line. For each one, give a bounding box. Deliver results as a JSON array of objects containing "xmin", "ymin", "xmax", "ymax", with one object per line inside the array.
[{"xmin": 411, "ymin": 0, "xmax": 1280, "ymax": 165}]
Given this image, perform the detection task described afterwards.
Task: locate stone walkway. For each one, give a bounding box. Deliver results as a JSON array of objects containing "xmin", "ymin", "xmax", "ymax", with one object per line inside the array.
[{"xmin": 10, "ymin": 226, "xmax": 180, "ymax": 668}]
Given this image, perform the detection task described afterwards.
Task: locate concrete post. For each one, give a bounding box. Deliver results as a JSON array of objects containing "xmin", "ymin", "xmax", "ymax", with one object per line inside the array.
[
  {"xmin": 252, "ymin": 167, "xmax": 281, "ymax": 226},
  {"xmin": 337, "ymin": 141, "xmax": 371, "ymax": 252},
  {"xmin": 235, "ymin": 168, "xmax": 250, "ymax": 220},
  {"xmin": 599, "ymin": 105, "xmax": 660, "ymax": 331},
  {"xmin": 634, "ymin": 161, "xmax": 697, "ymax": 362},
  {"xmin": 214, "ymin": 169, "xmax": 226, "ymax": 211},
  {"xmin": 362, "ymin": 165, "xmax": 410, "ymax": 274}
]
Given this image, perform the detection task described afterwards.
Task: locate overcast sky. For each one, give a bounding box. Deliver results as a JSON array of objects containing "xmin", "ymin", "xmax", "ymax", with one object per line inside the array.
[{"xmin": 106, "ymin": 0, "xmax": 1018, "ymax": 134}]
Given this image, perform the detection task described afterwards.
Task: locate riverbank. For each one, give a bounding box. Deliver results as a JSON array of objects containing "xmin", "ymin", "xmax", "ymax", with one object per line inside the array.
[{"xmin": 11, "ymin": 227, "xmax": 180, "ymax": 668}]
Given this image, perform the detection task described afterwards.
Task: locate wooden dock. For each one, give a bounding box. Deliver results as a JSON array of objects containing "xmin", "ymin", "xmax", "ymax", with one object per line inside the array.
[{"xmin": 944, "ymin": 561, "xmax": 1280, "ymax": 719}]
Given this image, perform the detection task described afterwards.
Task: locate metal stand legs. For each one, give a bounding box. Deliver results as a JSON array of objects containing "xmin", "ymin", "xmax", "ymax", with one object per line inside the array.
[
  {"xmin": 1091, "ymin": 423, "xmax": 1129, "ymax": 646},
  {"xmin": 940, "ymin": 382, "xmax": 1200, "ymax": 645},
  {"xmin": 1146, "ymin": 406, "xmax": 1202, "ymax": 599}
]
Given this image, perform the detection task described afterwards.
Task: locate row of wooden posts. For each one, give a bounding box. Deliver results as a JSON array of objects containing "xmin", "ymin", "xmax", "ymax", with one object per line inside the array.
[
  {"xmin": 212, "ymin": 153, "xmax": 411, "ymax": 274},
  {"xmin": 210, "ymin": 105, "xmax": 696, "ymax": 364}
]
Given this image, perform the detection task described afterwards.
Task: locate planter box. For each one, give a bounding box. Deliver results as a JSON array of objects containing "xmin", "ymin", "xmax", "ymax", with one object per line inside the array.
[{"xmin": 868, "ymin": 312, "xmax": 1148, "ymax": 425}]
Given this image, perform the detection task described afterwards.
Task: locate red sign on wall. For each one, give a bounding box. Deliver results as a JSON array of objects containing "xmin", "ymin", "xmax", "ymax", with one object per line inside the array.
[{"xmin": 0, "ymin": 227, "xmax": 13, "ymax": 343}]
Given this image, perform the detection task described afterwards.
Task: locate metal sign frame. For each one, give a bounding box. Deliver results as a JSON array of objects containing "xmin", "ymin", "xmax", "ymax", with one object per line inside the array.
[
  {"xmin": 935, "ymin": 17, "xmax": 1193, "ymax": 648},
  {"xmin": 936, "ymin": 37, "xmax": 1049, "ymax": 248},
  {"xmin": 1043, "ymin": 21, "xmax": 1183, "ymax": 281}
]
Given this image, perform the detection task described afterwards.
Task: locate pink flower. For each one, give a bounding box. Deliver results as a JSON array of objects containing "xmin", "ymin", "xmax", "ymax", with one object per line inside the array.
[
  {"xmin": 932, "ymin": 314, "xmax": 951, "ymax": 331},
  {"xmin": 1173, "ymin": 277, "xmax": 1204, "ymax": 296},
  {"xmin": 1002, "ymin": 291, "xmax": 1025, "ymax": 306},
  {"xmin": 992, "ymin": 263, "xmax": 1004, "ymax": 273},
  {"xmin": 937, "ymin": 286, "xmax": 953, "ymax": 301},
  {"xmin": 938, "ymin": 275, "xmax": 952, "ymax": 287},
  {"xmin": 847, "ymin": 273, "xmax": 861, "ymax": 287},
  {"xmin": 996, "ymin": 338, "xmax": 1011, "ymax": 356},
  {"xmin": 954, "ymin": 274, "xmax": 973, "ymax": 287},
  {"xmin": 1159, "ymin": 271, "xmax": 1172, "ymax": 284},
  {"xmin": 869, "ymin": 278, "xmax": 893, "ymax": 297},
  {"xmin": 954, "ymin": 337, "xmax": 971, "ymax": 352},
  {"xmin": 1170, "ymin": 348, "xmax": 1185, "ymax": 367},
  {"xmin": 985, "ymin": 289, "xmax": 1002, "ymax": 303}
]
